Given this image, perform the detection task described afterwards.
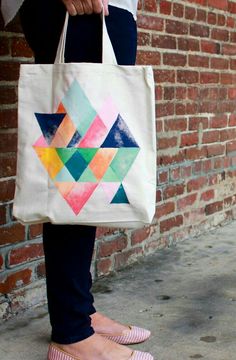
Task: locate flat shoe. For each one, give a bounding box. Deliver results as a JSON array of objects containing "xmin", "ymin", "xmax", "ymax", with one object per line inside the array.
[
  {"xmin": 47, "ymin": 342, "xmax": 154, "ymax": 360},
  {"xmin": 98, "ymin": 325, "xmax": 151, "ymax": 344}
]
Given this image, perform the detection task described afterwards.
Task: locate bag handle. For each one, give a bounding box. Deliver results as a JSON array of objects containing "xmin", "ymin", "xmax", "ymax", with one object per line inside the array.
[{"xmin": 55, "ymin": 11, "xmax": 117, "ymax": 65}]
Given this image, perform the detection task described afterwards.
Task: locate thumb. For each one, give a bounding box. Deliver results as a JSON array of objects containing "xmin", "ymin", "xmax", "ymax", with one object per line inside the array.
[{"xmin": 102, "ymin": 0, "xmax": 109, "ymax": 15}]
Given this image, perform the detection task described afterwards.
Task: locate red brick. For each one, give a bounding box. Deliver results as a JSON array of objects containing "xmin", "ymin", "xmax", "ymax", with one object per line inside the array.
[
  {"xmin": 98, "ymin": 236, "xmax": 128, "ymax": 258},
  {"xmin": 0, "ymin": 253, "xmax": 4, "ymax": 271},
  {"xmin": 96, "ymin": 227, "xmax": 117, "ymax": 239},
  {"xmin": 0, "ymin": 109, "xmax": 17, "ymax": 129},
  {"xmin": 160, "ymin": 1, "xmax": 172, "ymax": 15},
  {"xmin": 205, "ymin": 201, "xmax": 223, "ymax": 215},
  {"xmin": 190, "ymin": 24, "xmax": 209, "ymax": 38},
  {"xmin": 211, "ymin": 29, "xmax": 229, "ymax": 41},
  {"xmin": 213, "ymin": 158, "xmax": 223, "ymax": 170},
  {"xmin": 177, "ymin": 70, "xmax": 199, "ymax": 83},
  {"xmin": 0, "ymin": 86, "xmax": 17, "ymax": 105},
  {"xmin": 138, "ymin": 32, "xmax": 150, "ymax": 46},
  {"xmin": 230, "ymin": 31, "xmax": 236, "ymax": 43},
  {"xmin": 158, "ymin": 136, "xmax": 178, "ymax": 149},
  {"xmin": 170, "ymin": 167, "xmax": 181, "ymax": 181},
  {"xmin": 0, "ymin": 205, "xmax": 7, "ymax": 225},
  {"xmin": 156, "ymin": 102, "xmax": 174, "ymax": 117},
  {"xmin": 187, "ymin": 177, "xmax": 207, "ymax": 192},
  {"xmin": 0, "ymin": 154, "xmax": 16, "ymax": 177},
  {"xmin": 28, "ymin": 224, "xmax": 43, "ymax": 240},
  {"xmin": 36, "ymin": 262, "xmax": 46, "ymax": 278},
  {"xmin": 227, "ymin": 16, "xmax": 235, "ymax": 28},
  {"xmin": 137, "ymin": 15, "xmax": 164, "ymax": 31},
  {"xmin": 144, "ymin": 0, "xmax": 158, "ymax": 12},
  {"xmin": 181, "ymin": 166, "xmax": 192, "ymax": 178},
  {"xmin": 131, "ymin": 227, "xmax": 151, "ymax": 245},
  {"xmin": 156, "ymin": 202, "xmax": 175, "ymax": 219},
  {"xmin": 200, "ymin": 189, "xmax": 215, "ymax": 202},
  {"xmin": 229, "ymin": 1, "xmax": 236, "ymax": 14},
  {"xmin": 187, "ymin": 0, "xmax": 207, "ymax": 5},
  {"xmin": 185, "ymin": 6, "xmax": 196, "ymax": 20},
  {"xmin": 217, "ymin": 14, "xmax": 226, "ymax": 27},
  {"xmin": 228, "ymin": 88, "xmax": 236, "ymax": 100},
  {"xmin": 166, "ymin": 20, "xmax": 188, "ymax": 35},
  {"xmin": 156, "ymin": 189, "xmax": 162, "ymax": 202},
  {"xmin": 164, "ymin": 87, "xmax": 175, "ymax": 100},
  {"xmin": 185, "ymin": 147, "xmax": 207, "ymax": 160},
  {"xmin": 211, "ymin": 58, "xmax": 229, "ymax": 70},
  {"xmin": 189, "ymin": 117, "xmax": 208, "ymax": 130},
  {"xmin": 210, "ymin": 115, "xmax": 228, "ymax": 128},
  {"xmin": 0, "ymin": 132, "xmax": 17, "ymax": 153},
  {"xmin": 200, "ymin": 72, "xmax": 219, "ymax": 84},
  {"xmin": 154, "ymin": 69, "xmax": 175, "ymax": 83},
  {"xmin": 230, "ymin": 59, "xmax": 236, "ymax": 70},
  {"xmin": 8, "ymin": 243, "xmax": 44, "ymax": 267},
  {"xmin": 152, "ymin": 35, "xmax": 176, "ymax": 49},
  {"xmin": 97, "ymin": 258, "xmax": 112, "ymax": 276},
  {"xmin": 188, "ymin": 87, "xmax": 199, "ymax": 100},
  {"xmin": 11, "ymin": 37, "xmax": 33, "ymax": 58},
  {"xmin": 163, "ymin": 53, "xmax": 187, "ymax": 66},
  {"xmin": 0, "ymin": 268, "xmax": 32, "ymax": 294},
  {"xmin": 164, "ymin": 118, "xmax": 187, "ymax": 131},
  {"xmin": 158, "ymin": 151, "xmax": 185, "ymax": 165},
  {"xmin": 114, "ymin": 247, "xmax": 143, "ymax": 269},
  {"xmin": 206, "ymin": 144, "xmax": 225, "ymax": 157},
  {"xmin": 178, "ymin": 38, "xmax": 200, "ymax": 51},
  {"xmin": 158, "ymin": 170, "xmax": 169, "ymax": 184},
  {"xmin": 136, "ymin": 50, "xmax": 160, "ymax": 65},
  {"xmin": 0, "ymin": 223, "xmax": 25, "ymax": 246},
  {"xmin": 203, "ymin": 131, "xmax": 220, "ymax": 143},
  {"xmin": 197, "ymin": 9, "xmax": 206, "ymax": 22},
  {"xmin": 177, "ymin": 193, "xmax": 197, "ymax": 210},
  {"xmin": 176, "ymin": 87, "xmax": 187, "ymax": 100},
  {"xmin": 208, "ymin": 12, "xmax": 217, "ymax": 25},
  {"xmin": 229, "ymin": 114, "xmax": 236, "ymax": 126},
  {"xmin": 226, "ymin": 141, "xmax": 236, "ymax": 154},
  {"xmin": 180, "ymin": 132, "xmax": 198, "ymax": 147},
  {"xmin": 163, "ymin": 184, "xmax": 185, "ymax": 199},
  {"xmin": 0, "ymin": 62, "xmax": 20, "ymax": 81},
  {"xmin": 160, "ymin": 215, "xmax": 183, "ymax": 233},
  {"xmin": 208, "ymin": 0, "xmax": 228, "ymax": 10},
  {"xmin": 0, "ymin": 37, "xmax": 9, "ymax": 56},
  {"xmin": 201, "ymin": 40, "xmax": 220, "ymax": 54},
  {"xmin": 221, "ymin": 73, "xmax": 233, "ymax": 85},
  {"xmin": 173, "ymin": 3, "xmax": 184, "ymax": 17},
  {"xmin": 189, "ymin": 55, "xmax": 209, "ymax": 68},
  {"xmin": 0, "ymin": 179, "xmax": 15, "ymax": 202}
]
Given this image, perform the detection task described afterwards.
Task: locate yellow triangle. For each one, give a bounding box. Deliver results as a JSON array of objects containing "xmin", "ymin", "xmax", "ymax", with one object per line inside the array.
[{"xmin": 33, "ymin": 147, "xmax": 64, "ymax": 180}]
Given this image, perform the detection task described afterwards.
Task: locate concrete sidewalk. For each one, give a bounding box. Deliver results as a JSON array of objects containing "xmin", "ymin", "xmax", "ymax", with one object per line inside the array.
[{"xmin": 1, "ymin": 221, "xmax": 236, "ymax": 360}]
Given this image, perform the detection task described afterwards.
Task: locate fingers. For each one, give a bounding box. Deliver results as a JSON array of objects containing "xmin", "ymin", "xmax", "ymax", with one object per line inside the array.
[
  {"xmin": 62, "ymin": 0, "xmax": 109, "ymax": 16},
  {"xmin": 62, "ymin": 0, "xmax": 77, "ymax": 16}
]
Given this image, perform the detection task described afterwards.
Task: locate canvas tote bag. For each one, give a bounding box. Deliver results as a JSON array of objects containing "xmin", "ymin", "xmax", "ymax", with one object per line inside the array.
[{"xmin": 13, "ymin": 12, "xmax": 156, "ymax": 228}]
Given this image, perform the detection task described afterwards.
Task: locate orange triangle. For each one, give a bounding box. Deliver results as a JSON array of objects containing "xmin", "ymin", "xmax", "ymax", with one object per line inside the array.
[{"xmin": 89, "ymin": 149, "xmax": 117, "ymax": 181}]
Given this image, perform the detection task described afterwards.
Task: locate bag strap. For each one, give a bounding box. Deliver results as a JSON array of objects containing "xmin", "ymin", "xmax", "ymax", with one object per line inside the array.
[{"xmin": 55, "ymin": 11, "xmax": 117, "ymax": 65}]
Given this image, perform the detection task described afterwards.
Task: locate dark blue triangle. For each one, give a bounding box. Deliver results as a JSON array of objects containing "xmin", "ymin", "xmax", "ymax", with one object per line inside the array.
[
  {"xmin": 35, "ymin": 113, "xmax": 66, "ymax": 145},
  {"xmin": 101, "ymin": 114, "xmax": 139, "ymax": 148},
  {"xmin": 111, "ymin": 184, "xmax": 129, "ymax": 204},
  {"xmin": 67, "ymin": 130, "xmax": 81, "ymax": 148}
]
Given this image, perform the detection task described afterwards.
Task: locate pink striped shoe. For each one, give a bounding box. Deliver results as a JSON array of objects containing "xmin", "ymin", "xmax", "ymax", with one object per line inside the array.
[
  {"xmin": 47, "ymin": 342, "xmax": 154, "ymax": 360},
  {"xmin": 98, "ymin": 325, "xmax": 151, "ymax": 345}
]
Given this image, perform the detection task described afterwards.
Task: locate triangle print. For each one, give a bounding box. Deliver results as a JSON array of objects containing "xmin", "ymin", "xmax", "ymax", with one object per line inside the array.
[
  {"xmin": 111, "ymin": 184, "xmax": 129, "ymax": 204},
  {"xmin": 35, "ymin": 113, "xmax": 66, "ymax": 145}
]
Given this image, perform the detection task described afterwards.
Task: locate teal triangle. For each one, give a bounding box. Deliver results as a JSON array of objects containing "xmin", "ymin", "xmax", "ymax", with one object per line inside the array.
[
  {"xmin": 56, "ymin": 148, "xmax": 77, "ymax": 164},
  {"xmin": 79, "ymin": 167, "xmax": 98, "ymax": 183},
  {"xmin": 111, "ymin": 184, "xmax": 129, "ymax": 204},
  {"xmin": 102, "ymin": 167, "xmax": 121, "ymax": 182},
  {"xmin": 77, "ymin": 148, "xmax": 98, "ymax": 164},
  {"xmin": 110, "ymin": 148, "xmax": 140, "ymax": 181}
]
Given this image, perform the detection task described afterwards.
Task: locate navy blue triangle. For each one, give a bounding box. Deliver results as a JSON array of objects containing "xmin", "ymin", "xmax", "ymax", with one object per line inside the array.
[
  {"xmin": 101, "ymin": 114, "xmax": 139, "ymax": 148},
  {"xmin": 35, "ymin": 113, "xmax": 66, "ymax": 145},
  {"xmin": 67, "ymin": 130, "xmax": 81, "ymax": 148},
  {"xmin": 111, "ymin": 184, "xmax": 129, "ymax": 204}
]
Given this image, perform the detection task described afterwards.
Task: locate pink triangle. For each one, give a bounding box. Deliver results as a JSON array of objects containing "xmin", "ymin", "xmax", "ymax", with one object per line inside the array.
[
  {"xmin": 100, "ymin": 183, "xmax": 120, "ymax": 202},
  {"xmin": 98, "ymin": 96, "xmax": 119, "ymax": 130},
  {"xmin": 78, "ymin": 115, "xmax": 107, "ymax": 148},
  {"xmin": 64, "ymin": 183, "xmax": 98, "ymax": 215},
  {"xmin": 33, "ymin": 135, "xmax": 48, "ymax": 147}
]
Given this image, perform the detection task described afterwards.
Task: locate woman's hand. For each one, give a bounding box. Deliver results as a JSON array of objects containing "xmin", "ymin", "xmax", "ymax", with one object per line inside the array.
[{"xmin": 62, "ymin": 0, "xmax": 109, "ymax": 16}]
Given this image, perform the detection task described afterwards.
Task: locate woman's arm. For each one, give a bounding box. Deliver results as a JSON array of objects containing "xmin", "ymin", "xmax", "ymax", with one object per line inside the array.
[{"xmin": 62, "ymin": 0, "xmax": 109, "ymax": 16}]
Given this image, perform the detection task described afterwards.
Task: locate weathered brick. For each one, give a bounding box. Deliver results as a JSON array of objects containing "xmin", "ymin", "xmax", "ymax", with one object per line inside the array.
[
  {"xmin": 98, "ymin": 236, "xmax": 128, "ymax": 258},
  {"xmin": 97, "ymin": 258, "xmax": 112, "ymax": 276},
  {"xmin": 156, "ymin": 202, "xmax": 175, "ymax": 219},
  {"xmin": 187, "ymin": 177, "xmax": 207, "ymax": 192},
  {"xmin": 8, "ymin": 243, "xmax": 44, "ymax": 267},
  {"xmin": 0, "ymin": 224, "xmax": 25, "ymax": 246},
  {"xmin": 177, "ymin": 194, "xmax": 198, "ymax": 210},
  {"xmin": 0, "ymin": 268, "xmax": 32, "ymax": 294},
  {"xmin": 160, "ymin": 215, "xmax": 183, "ymax": 233},
  {"xmin": 205, "ymin": 201, "xmax": 223, "ymax": 215},
  {"xmin": 114, "ymin": 248, "xmax": 143, "ymax": 270},
  {"xmin": 131, "ymin": 227, "xmax": 151, "ymax": 245}
]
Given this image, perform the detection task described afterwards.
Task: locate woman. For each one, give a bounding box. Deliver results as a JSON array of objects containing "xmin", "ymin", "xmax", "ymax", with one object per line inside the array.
[{"xmin": 1, "ymin": 1, "xmax": 154, "ymax": 359}]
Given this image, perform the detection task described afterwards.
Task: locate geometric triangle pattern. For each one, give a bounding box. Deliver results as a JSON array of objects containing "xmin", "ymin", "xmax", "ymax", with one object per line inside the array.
[{"xmin": 33, "ymin": 79, "xmax": 140, "ymax": 215}]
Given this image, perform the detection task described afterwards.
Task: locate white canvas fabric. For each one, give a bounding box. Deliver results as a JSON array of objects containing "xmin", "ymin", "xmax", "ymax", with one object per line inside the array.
[{"xmin": 13, "ymin": 12, "xmax": 156, "ymax": 228}]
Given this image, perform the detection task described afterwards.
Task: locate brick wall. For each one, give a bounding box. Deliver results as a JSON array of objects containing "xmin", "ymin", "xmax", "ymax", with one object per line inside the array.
[{"xmin": 0, "ymin": 0, "xmax": 236, "ymax": 320}]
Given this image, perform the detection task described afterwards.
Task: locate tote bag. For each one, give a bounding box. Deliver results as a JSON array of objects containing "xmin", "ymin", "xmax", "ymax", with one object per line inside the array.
[{"xmin": 13, "ymin": 12, "xmax": 156, "ymax": 228}]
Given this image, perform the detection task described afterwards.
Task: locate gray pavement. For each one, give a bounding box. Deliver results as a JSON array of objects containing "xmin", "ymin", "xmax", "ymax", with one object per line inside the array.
[{"xmin": 1, "ymin": 221, "xmax": 236, "ymax": 360}]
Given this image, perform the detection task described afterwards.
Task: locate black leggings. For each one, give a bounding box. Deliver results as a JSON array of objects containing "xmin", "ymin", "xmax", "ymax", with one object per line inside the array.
[{"xmin": 20, "ymin": 0, "xmax": 137, "ymax": 344}]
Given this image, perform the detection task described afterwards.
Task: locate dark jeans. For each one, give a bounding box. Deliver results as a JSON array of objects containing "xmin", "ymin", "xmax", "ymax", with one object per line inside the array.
[{"xmin": 20, "ymin": 0, "xmax": 137, "ymax": 344}]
